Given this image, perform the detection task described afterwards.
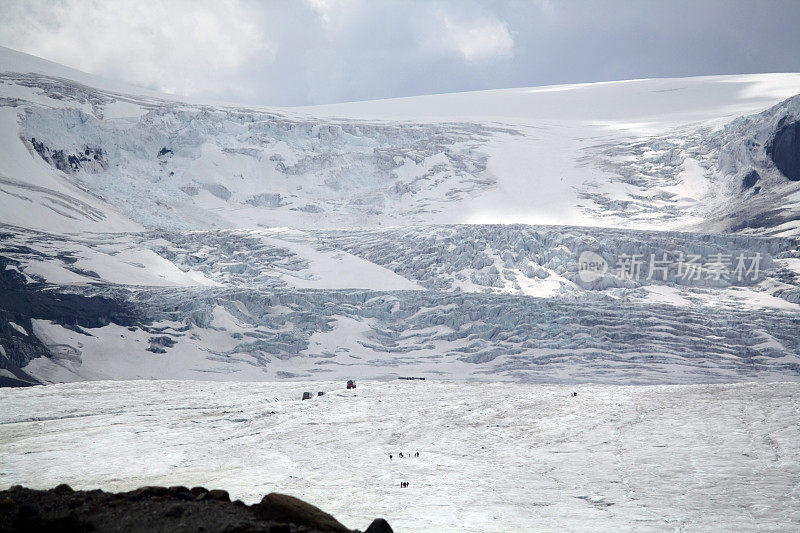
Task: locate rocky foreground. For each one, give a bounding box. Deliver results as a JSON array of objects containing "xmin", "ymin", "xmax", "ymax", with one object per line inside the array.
[{"xmin": 0, "ymin": 485, "xmax": 392, "ymax": 533}]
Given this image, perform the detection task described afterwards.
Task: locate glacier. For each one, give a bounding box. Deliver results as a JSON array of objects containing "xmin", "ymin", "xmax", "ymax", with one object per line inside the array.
[
  {"xmin": 0, "ymin": 46, "xmax": 799, "ymax": 385},
  {"xmin": 1, "ymin": 380, "xmax": 798, "ymax": 531},
  {"xmin": 1, "ymin": 224, "xmax": 799, "ymax": 384},
  {"xmin": 1, "ymin": 44, "xmax": 800, "ymax": 532}
]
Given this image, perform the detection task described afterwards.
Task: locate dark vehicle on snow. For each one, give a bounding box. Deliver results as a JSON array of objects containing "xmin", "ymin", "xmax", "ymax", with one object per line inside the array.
[{"xmin": 347, "ymin": 380, "xmax": 356, "ymax": 389}]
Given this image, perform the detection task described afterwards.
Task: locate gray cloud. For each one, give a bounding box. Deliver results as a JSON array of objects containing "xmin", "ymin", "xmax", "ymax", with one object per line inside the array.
[{"xmin": 1, "ymin": 0, "xmax": 799, "ymax": 106}]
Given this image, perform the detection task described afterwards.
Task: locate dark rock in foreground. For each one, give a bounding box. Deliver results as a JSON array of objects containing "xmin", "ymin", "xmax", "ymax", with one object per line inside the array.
[{"xmin": 0, "ymin": 484, "xmax": 392, "ymax": 533}]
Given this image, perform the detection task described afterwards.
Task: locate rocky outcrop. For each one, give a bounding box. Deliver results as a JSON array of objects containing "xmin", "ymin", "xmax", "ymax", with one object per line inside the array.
[
  {"xmin": 767, "ymin": 119, "xmax": 800, "ymax": 181},
  {"xmin": 741, "ymin": 169, "xmax": 760, "ymax": 190},
  {"xmin": 0, "ymin": 485, "xmax": 392, "ymax": 533},
  {"xmin": 254, "ymin": 492, "xmax": 350, "ymax": 531},
  {"xmin": 29, "ymin": 137, "xmax": 107, "ymax": 175},
  {"xmin": 0, "ymin": 256, "xmax": 141, "ymax": 372}
]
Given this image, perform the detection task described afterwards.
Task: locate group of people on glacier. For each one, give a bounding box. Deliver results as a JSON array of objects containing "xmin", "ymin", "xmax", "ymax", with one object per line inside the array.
[{"xmin": 391, "ymin": 451, "xmax": 420, "ymax": 488}]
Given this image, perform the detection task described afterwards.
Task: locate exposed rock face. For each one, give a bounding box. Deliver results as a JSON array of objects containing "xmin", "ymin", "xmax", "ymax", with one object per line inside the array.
[
  {"xmin": 0, "ymin": 256, "xmax": 140, "ymax": 380},
  {"xmin": 29, "ymin": 137, "xmax": 107, "ymax": 175},
  {"xmin": 364, "ymin": 518, "xmax": 394, "ymax": 533},
  {"xmin": 741, "ymin": 169, "xmax": 760, "ymax": 190},
  {"xmin": 255, "ymin": 492, "xmax": 350, "ymax": 531},
  {"xmin": 0, "ymin": 485, "xmax": 391, "ymax": 532},
  {"xmin": 147, "ymin": 335, "xmax": 178, "ymax": 354},
  {"xmin": 767, "ymin": 120, "xmax": 800, "ymax": 181}
]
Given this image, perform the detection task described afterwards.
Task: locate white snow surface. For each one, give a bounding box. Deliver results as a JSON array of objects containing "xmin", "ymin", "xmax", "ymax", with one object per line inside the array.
[
  {"xmin": 1, "ymin": 380, "xmax": 798, "ymax": 532},
  {"xmin": 0, "ymin": 48, "xmax": 799, "ymax": 386},
  {"xmin": 302, "ymin": 74, "xmax": 800, "ymax": 126},
  {"xmin": 3, "ymin": 224, "xmax": 799, "ymax": 385},
  {"xmin": 1, "ymin": 49, "xmax": 800, "ymax": 532},
  {"xmin": 2, "ymin": 46, "xmax": 800, "ymax": 234}
]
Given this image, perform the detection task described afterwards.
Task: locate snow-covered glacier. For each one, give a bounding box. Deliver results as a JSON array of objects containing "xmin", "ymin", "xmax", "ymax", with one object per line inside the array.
[
  {"xmin": 1, "ymin": 44, "xmax": 800, "ymax": 533},
  {"xmin": 1, "ymin": 46, "xmax": 799, "ymax": 386},
  {"xmin": 2, "ymin": 380, "xmax": 798, "ymax": 531}
]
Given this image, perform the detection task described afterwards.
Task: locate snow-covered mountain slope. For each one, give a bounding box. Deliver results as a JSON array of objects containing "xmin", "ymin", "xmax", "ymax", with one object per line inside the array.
[
  {"xmin": 1, "ymin": 46, "xmax": 799, "ymax": 385},
  {"xmin": 2, "ymin": 46, "xmax": 800, "ymax": 234}
]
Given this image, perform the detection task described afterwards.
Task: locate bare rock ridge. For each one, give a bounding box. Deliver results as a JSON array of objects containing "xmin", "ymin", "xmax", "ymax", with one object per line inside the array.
[{"xmin": 0, "ymin": 484, "xmax": 393, "ymax": 533}]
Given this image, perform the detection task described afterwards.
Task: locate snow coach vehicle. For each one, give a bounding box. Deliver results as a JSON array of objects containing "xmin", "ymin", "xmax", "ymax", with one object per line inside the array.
[{"xmin": 347, "ymin": 380, "xmax": 356, "ymax": 389}]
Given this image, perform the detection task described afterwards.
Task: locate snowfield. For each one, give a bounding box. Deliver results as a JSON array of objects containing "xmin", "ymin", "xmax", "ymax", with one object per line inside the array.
[{"xmin": 1, "ymin": 380, "xmax": 798, "ymax": 531}]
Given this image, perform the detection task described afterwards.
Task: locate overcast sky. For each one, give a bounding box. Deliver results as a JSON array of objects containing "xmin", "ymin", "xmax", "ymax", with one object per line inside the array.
[{"xmin": 1, "ymin": 0, "xmax": 799, "ymax": 106}]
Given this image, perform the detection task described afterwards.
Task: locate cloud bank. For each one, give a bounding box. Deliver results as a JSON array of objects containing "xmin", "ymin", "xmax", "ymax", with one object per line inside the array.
[{"xmin": 1, "ymin": 0, "xmax": 799, "ymax": 106}]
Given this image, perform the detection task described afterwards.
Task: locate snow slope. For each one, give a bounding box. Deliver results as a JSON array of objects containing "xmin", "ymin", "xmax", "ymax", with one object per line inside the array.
[
  {"xmin": 1, "ymin": 46, "xmax": 799, "ymax": 385},
  {"xmin": 302, "ymin": 74, "xmax": 800, "ymax": 126},
  {"xmin": 2, "ymin": 46, "xmax": 800, "ymax": 234},
  {"xmin": 1, "ymin": 380, "xmax": 798, "ymax": 532}
]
